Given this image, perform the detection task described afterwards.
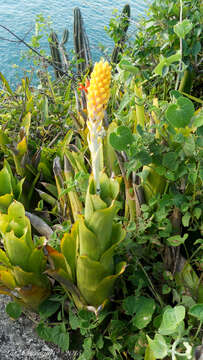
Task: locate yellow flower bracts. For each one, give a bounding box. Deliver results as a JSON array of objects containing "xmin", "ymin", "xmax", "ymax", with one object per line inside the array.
[
  {"xmin": 87, "ymin": 60, "xmax": 111, "ymax": 192},
  {"xmin": 87, "ymin": 60, "xmax": 111, "ymax": 122}
]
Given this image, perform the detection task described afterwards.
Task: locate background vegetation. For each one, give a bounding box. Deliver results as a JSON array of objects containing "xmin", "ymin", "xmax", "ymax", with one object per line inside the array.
[{"xmin": 0, "ymin": 0, "xmax": 202, "ymax": 359}]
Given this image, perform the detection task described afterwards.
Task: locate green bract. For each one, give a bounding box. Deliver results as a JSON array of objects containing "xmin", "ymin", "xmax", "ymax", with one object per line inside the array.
[{"xmin": 47, "ymin": 173, "xmax": 126, "ymax": 308}]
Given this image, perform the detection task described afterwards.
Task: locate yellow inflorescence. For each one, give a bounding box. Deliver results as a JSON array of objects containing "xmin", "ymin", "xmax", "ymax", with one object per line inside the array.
[{"xmin": 87, "ymin": 60, "xmax": 111, "ymax": 122}]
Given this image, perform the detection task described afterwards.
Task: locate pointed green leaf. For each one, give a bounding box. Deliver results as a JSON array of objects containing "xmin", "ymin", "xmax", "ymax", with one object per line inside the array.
[
  {"xmin": 61, "ymin": 223, "xmax": 78, "ymax": 282},
  {"xmin": 0, "ymin": 249, "xmax": 11, "ymax": 267},
  {"xmin": 4, "ymin": 231, "xmax": 31, "ymax": 270}
]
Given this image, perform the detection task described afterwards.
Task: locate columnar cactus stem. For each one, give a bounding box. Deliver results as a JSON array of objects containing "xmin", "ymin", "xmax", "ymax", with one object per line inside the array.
[{"xmin": 86, "ymin": 60, "xmax": 111, "ymax": 192}]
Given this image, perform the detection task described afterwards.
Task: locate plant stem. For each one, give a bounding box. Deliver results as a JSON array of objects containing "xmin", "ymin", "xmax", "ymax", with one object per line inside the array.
[
  {"xmin": 192, "ymin": 320, "xmax": 202, "ymax": 341},
  {"xmin": 175, "ymin": 0, "xmax": 183, "ymax": 90},
  {"xmin": 137, "ymin": 260, "xmax": 164, "ymax": 307}
]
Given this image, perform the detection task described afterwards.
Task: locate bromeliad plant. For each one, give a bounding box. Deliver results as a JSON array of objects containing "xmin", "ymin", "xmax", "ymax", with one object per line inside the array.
[
  {"xmin": 0, "ymin": 201, "xmax": 50, "ymax": 310},
  {"xmin": 45, "ymin": 60, "xmax": 126, "ymax": 310}
]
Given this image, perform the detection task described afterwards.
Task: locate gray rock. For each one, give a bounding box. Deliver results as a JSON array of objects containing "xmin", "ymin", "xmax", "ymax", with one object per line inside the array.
[{"xmin": 0, "ymin": 295, "xmax": 80, "ymax": 360}]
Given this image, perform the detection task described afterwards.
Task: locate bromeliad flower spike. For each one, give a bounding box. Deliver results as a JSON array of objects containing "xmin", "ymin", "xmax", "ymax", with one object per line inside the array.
[{"xmin": 87, "ymin": 60, "xmax": 112, "ymax": 193}]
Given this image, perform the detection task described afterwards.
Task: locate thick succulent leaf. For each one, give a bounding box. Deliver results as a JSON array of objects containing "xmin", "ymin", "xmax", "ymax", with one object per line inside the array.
[
  {"xmin": 85, "ymin": 202, "xmax": 118, "ymax": 253},
  {"xmin": 13, "ymin": 266, "xmax": 48, "ymax": 288},
  {"xmin": 7, "ymin": 201, "xmax": 29, "ymax": 238},
  {"xmin": 4, "ymin": 231, "xmax": 32, "ymax": 270},
  {"xmin": 100, "ymin": 224, "xmax": 126, "ymax": 272},
  {"xmin": 14, "ymin": 178, "xmax": 25, "ymax": 200},
  {"xmin": 16, "ymin": 136, "xmax": 27, "ymax": 156},
  {"xmin": 0, "ymin": 194, "xmax": 13, "ymax": 212},
  {"xmin": 100, "ymin": 173, "xmax": 120, "ymax": 204},
  {"xmin": 18, "ymin": 285, "xmax": 51, "ymax": 311},
  {"xmin": 89, "ymin": 261, "xmax": 126, "ymax": 307},
  {"xmin": 0, "ymin": 213, "xmax": 9, "ymax": 234},
  {"xmin": 28, "ymin": 248, "xmax": 47, "ymax": 275},
  {"xmin": 41, "ymin": 182, "xmax": 58, "ymax": 198},
  {"xmin": 85, "ymin": 188, "xmax": 107, "ymax": 223},
  {"xmin": 0, "ymin": 269, "xmax": 16, "ymax": 289},
  {"xmin": 77, "ymin": 256, "xmax": 126, "ymax": 307},
  {"xmin": 103, "ymin": 122, "xmax": 120, "ymax": 176},
  {"xmin": 78, "ymin": 218, "xmax": 101, "ymax": 261},
  {"xmin": 0, "ymin": 248, "xmax": 11, "ymax": 267},
  {"xmin": 46, "ymin": 245, "xmax": 73, "ymax": 281},
  {"xmin": 77, "ymin": 255, "xmax": 110, "ymax": 305},
  {"xmin": 61, "ymin": 223, "xmax": 78, "ymax": 282},
  {"xmin": 0, "ymin": 166, "xmax": 12, "ymax": 195}
]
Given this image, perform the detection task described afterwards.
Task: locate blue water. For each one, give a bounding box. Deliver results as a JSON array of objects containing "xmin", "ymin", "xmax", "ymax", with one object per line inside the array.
[{"xmin": 0, "ymin": 0, "xmax": 150, "ymax": 86}]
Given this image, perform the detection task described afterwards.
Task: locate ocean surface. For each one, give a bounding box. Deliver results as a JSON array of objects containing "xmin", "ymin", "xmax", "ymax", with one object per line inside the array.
[{"xmin": 0, "ymin": 0, "xmax": 150, "ymax": 86}]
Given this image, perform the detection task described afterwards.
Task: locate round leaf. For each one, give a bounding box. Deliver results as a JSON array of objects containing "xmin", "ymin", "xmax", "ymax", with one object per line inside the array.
[
  {"xmin": 6, "ymin": 301, "xmax": 22, "ymax": 320},
  {"xmin": 166, "ymin": 97, "xmax": 195, "ymax": 128},
  {"xmin": 189, "ymin": 304, "xmax": 203, "ymax": 321},
  {"xmin": 109, "ymin": 126, "xmax": 133, "ymax": 151}
]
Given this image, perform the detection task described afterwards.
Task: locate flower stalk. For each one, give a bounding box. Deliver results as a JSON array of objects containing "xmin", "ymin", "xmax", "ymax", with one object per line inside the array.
[{"xmin": 87, "ymin": 60, "xmax": 111, "ymax": 193}]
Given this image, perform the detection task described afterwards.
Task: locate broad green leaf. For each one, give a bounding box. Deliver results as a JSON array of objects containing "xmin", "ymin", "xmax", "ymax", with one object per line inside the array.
[
  {"xmin": 132, "ymin": 297, "xmax": 156, "ymax": 329},
  {"xmin": 119, "ymin": 59, "xmax": 139, "ymax": 74},
  {"xmin": 6, "ymin": 301, "xmax": 22, "ymax": 320},
  {"xmin": 189, "ymin": 304, "xmax": 203, "ymax": 321},
  {"xmin": 144, "ymin": 345, "xmax": 156, "ymax": 360},
  {"xmin": 109, "ymin": 126, "xmax": 133, "ymax": 151},
  {"xmin": 182, "ymin": 212, "xmax": 191, "ymax": 227},
  {"xmin": 162, "ymin": 152, "xmax": 178, "ymax": 171},
  {"xmin": 147, "ymin": 334, "xmax": 168, "ymax": 359},
  {"xmin": 174, "ymin": 19, "xmax": 193, "ymax": 39},
  {"xmin": 166, "ymin": 97, "xmax": 195, "ymax": 128},
  {"xmin": 193, "ymin": 110, "xmax": 203, "ymax": 128},
  {"xmin": 183, "ymin": 137, "xmax": 195, "ymax": 157},
  {"xmin": 154, "ymin": 51, "xmax": 181, "ymax": 76},
  {"xmin": 38, "ymin": 298, "xmax": 61, "ymax": 319},
  {"xmin": 123, "ymin": 295, "xmax": 137, "ymax": 315},
  {"xmin": 159, "ymin": 305, "xmax": 185, "ymax": 335},
  {"xmin": 137, "ymin": 151, "xmax": 151, "ymax": 165},
  {"xmin": 36, "ymin": 323, "xmax": 69, "ymax": 352},
  {"xmin": 167, "ymin": 233, "xmax": 188, "ymax": 246}
]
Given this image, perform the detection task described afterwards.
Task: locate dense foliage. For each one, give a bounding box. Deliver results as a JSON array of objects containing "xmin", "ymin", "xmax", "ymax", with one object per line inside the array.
[{"xmin": 0, "ymin": 0, "xmax": 202, "ymax": 359}]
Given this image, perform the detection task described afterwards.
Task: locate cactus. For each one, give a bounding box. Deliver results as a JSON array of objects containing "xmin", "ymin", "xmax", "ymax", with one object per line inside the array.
[
  {"xmin": 73, "ymin": 7, "xmax": 92, "ymax": 75},
  {"xmin": 111, "ymin": 4, "xmax": 131, "ymax": 64},
  {"xmin": 49, "ymin": 29, "xmax": 69, "ymax": 79}
]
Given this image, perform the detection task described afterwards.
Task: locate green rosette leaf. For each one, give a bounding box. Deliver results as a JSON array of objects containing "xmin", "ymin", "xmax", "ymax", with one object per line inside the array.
[
  {"xmin": 77, "ymin": 256, "xmax": 126, "ymax": 307},
  {"xmin": 13, "ymin": 266, "xmax": 48, "ymax": 288},
  {"xmin": 46, "ymin": 245, "xmax": 73, "ymax": 281},
  {"xmin": 0, "ymin": 194, "xmax": 14, "ymax": 213},
  {"xmin": 28, "ymin": 248, "xmax": 47, "ymax": 275},
  {"xmin": 61, "ymin": 223, "xmax": 78, "ymax": 282},
  {"xmin": 0, "ymin": 269, "xmax": 16, "ymax": 289},
  {"xmin": 0, "ymin": 249, "xmax": 11, "ymax": 267},
  {"xmin": 4, "ymin": 231, "xmax": 32, "ymax": 271},
  {"xmin": 0, "ymin": 166, "xmax": 12, "ymax": 195}
]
